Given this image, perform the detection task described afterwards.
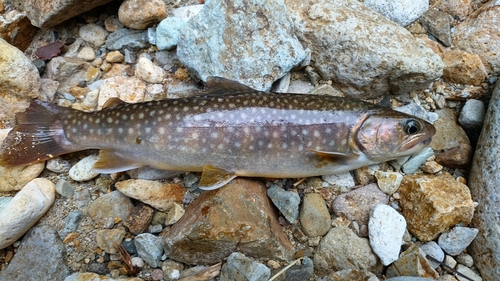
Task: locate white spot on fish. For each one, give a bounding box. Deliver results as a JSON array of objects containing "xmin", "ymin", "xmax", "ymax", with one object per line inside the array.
[
  {"xmin": 235, "ymin": 142, "xmax": 241, "ymax": 148},
  {"xmin": 165, "ymin": 114, "xmax": 171, "ymax": 119},
  {"xmin": 211, "ymin": 132, "xmax": 218, "ymax": 139},
  {"xmin": 282, "ymin": 143, "xmax": 288, "ymax": 149},
  {"xmin": 329, "ymin": 140, "xmax": 335, "ymax": 146},
  {"xmin": 159, "ymin": 127, "xmax": 165, "ymax": 135},
  {"xmin": 128, "ymin": 128, "xmax": 134, "ymax": 134},
  {"xmin": 302, "ymin": 129, "xmax": 308, "ymax": 135},
  {"xmin": 325, "ymin": 128, "xmax": 332, "ymax": 134},
  {"xmin": 118, "ymin": 128, "xmax": 123, "ymax": 134},
  {"xmin": 150, "ymin": 110, "xmax": 156, "ymax": 116},
  {"xmin": 298, "ymin": 144, "xmax": 304, "ymax": 151},
  {"xmin": 139, "ymin": 113, "xmax": 144, "ymax": 119},
  {"xmin": 191, "ymin": 132, "xmax": 199, "ymax": 139},
  {"xmin": 314, "ymin": 130, "xmax": 320, "ymax": 137},
  {"xmin": 218, "ymin": 144, "xmax": 224, "ymax": 149},
  {"xmin": 145, "ymin": 127, "xmax": 152, "ymax": 133},
  {"xmin": 249, "ymin": 145, "xmax": 254, "ymax": 150},
  {"xmin": 176, "ymin": 127, "xmax": 183, "ymax": 133}
]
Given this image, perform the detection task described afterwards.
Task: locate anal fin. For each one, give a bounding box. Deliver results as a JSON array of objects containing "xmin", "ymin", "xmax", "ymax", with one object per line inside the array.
[
  {"xmin": 198, "ymin": 165, "xmax": 237, "ymax": 190},
  {"xmin": 92, "ymin": 149, "xmax": 143, "ymax": 173}
]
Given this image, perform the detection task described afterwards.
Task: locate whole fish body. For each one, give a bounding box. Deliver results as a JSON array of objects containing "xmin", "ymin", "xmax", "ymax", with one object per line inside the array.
[{"xmin": 0, "ymin": 77, "xmax": 435, "ymax": 190}]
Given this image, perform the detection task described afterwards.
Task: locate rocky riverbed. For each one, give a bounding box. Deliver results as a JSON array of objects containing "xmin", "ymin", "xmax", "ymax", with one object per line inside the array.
[{"xmin": 0, "ymin": 0, "xmax": 499, "ymax": 280}]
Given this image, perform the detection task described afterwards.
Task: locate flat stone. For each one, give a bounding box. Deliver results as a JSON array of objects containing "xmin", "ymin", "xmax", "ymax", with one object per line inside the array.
[
  {"xmin": 324, "ymin": 269, "xmax": 379, "ymax": 281},
  {"xmin": 68, "ymin": 154, "xmax": 100, "ymax": 181},
  {"xmin": 313, "ymin": 225, "xmax": 382, "ymax": 276},
  {"xmin": 135, "ymin": 233, "xmax": 164, "ymax": 268},
  {"xmin": 398, "ymin": 172, "xmax": 475, "ymax": 241},
  {"xmin": 386, "ymin": 244, "xmax": 438, "ymax": 279},
  {"xmin": 283, "ymin": 257, "xmax": 314, "ymax": 281},
  {"xmin": 178, "ymin": 0, "xmax": 306, "ymax": 91},
  {"xmin": 10, "ymin": 0, "xmax": 114, "ymax": 28},
  {"xmin": 456, "ymin": 253, "xmax": 474, "ymax": 268},
  {"xmin": 332, "ymin": 183, "xmax": 389, "ymax": 226},
  {"xmin": 438, "ymin": 226, "xmax": 479, "ymax": 256},
  {"xmin": 124, "ymin": 204, "xmax": 155, "ymax": 235},
  {"xmin": 299, "ymin": 193, "xmax": 331, "ymax": 237},
  {"xmin": 455, "ymin": 264, "xmax": 483, "ymax": 281},
  {"xmin": 115, "ymin": 179, "xmax": 185, "ymax": 212},
  {"xmin": 96, "ymin": 227, "xmax": 126, "ymax": 254},
  {"xmin": 442, "ymin": 50, "xmax": 487, "ymax": 85},
  {"xmin": 430, "ymin": 108, "xmax": 470, "ymax": 151},
  {"xmin": 0, "ymin": 178, "xmax": 55, "ymax": 249},
  {"xmin": 364, "ymin": 0, "xmax": 428, "ymax": 26},
  {"xmin": 97, "ymin": 76, "xmax": 146, "ymax": 108},
  {"xmin": 401, "ymin": 147, "xmax": 434, "ymax": 174},
  {"xmin": 420, "ymin": 9, "xmax": 452, "ymax": 47},
  {"xmin": 369, "ymin": 204, "xmax": 406, "ymax": 266},
  {"xmin": 163, "ymin": 179, "xmax": 294, "ymax": 264},
  {"xmin": 105, "ymin": 28, "xmax": 150, "ymax": 50},
  {"xmin": 285, "ymin": 0, "xmax": 443, "ymax": 99},
  {"xmin": 419, "ymin": 241, "xmax": 444, "ymax": 269},
  {"xmin": 59, "ymin": 210, "xmax": 83, "ymax": 239},
  {"xmin": 322, "ymin": 172, "xmax": 356, "ymax": 193},
  {"xmin": 0, "ymin": 225, "xmax": 70, "ymax": 280},
  {"xmin": 219, "ymin": 252, "xmax": 271, "ymax": 281},
  {"xmin": 55, "ymin": 178, "xmax": 76, "ymax": 198},
  {"xmin": 64, "ymin": 272, "xmax": 142, "ymax": 281},
  {"xmin": 87, "ymin": 190, "xmax": 134, "ymax": 225},
  {"xmin": 267, "ymin": 184, "xmax": 300, "ymax": 223},
  {"xmin": 165, "ymin": 203, "xmax": 185, "ymax": 225},
  {"xmin": 118, "ymin": 0, "xmax": 167, "ymax": 30}
]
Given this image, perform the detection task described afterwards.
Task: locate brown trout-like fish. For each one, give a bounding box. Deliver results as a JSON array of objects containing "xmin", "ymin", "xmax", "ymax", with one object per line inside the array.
[{"xmin": 0, "ymin": 77, "xmax": 435, "ymax": 190}]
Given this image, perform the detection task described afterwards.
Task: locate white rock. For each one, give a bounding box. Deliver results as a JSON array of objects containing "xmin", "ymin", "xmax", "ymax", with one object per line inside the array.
[
  {"xmin": 165, "ymin": 203, "xmax": 185, "ymax": 225},
  {"xmin": 68, "ymin": 154, "xmax": 100, "ymax": 181},
  {"xmin": 136, "ymin": 57, "xmax": 165, "ymax": 84},
  {"xmin": 375, "ymin": 171, "xmax": 403, "ymax": 195},
  {"xmin": 368, "ymin": 204, "xmax": 407, "ymax": 265},
  {"xmin": 131, "ymin": 257, "xmax": 145, "ymax": 268},
  {"xmin": 322, "ymin": 172, "xmax": 355, "ymax": 193},
  {"xmin": 98, "ymin": 76, "xmax": 146, "ymax": 109},
  {"xmin": 76, "ymin": 46, "xmax": 96, "ymax": 61},
  {"xmin": 0, "ymin": 178, "xmax": 55, "ymax": 249},
  {"xmin": 115, "ymin": 179, "xmax": 184, "ymax": 212},
  {"xmin": 172, "ymin": 5, "xmax": 203, "ymax": 21},
  {"xmin": 456, "ymin": 264, "xmax": 483, "ymax": 281},
  {"xmin": 364, "ymin": 0, "xmax": 429, "ymax": 26},
  {"xmin": 79, "ymin": 23, "xmax": 109, "ymax": 47}
]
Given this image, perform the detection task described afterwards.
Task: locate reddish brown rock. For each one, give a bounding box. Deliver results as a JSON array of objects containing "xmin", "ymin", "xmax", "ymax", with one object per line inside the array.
[
  {"xmin": 0, "ymin": 10, "xmax": 38, "ymax": 51},
  {"xmin": 430, "ymin": 108, "xmax": 470, "ymax": 151},
  {"xmin": 398, "ymin": 172, "xmax": 475, "ymax": 241},
  {"xmin": 163, "ymin": 179, "xmax": 294, "ymax": 264},
  {"xmin": 124, "ymin": 204, "xmax": 155, "ymax": 235},
  {"xmin": 442, "ymin": 50, "xmax": 487, "ymax": 86},
  {"xmin": 435, "ymin": 143, "xmax": 474, "ymax": 169},
  {"xmin": 10, "ymin": 0, "xmax": 115, "ymax": 28}
]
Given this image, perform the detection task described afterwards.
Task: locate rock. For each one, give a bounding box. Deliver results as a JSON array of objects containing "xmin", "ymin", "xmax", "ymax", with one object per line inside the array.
[
  {"xmin": 430, "ymin": 108, "xmax": 470, "ymax": 151},
  {"xmin": 300, "ymin": 193, "xmax": 331, "ymax": 237},
  {"xmin": 364, "ymin": 0, "xmax": 428, "ymax": 26},
  {"xmin": 219, "ymin": 252, "xmax": 271, "ymax": 281},
  {"xmin": 172, "ymin": 5, "xmax": 204, "ymax": 21},
  {"xmin": 162, "ymin": 260, "xmax": 183, "ymax": 280},
  {"xmin": 434, "ymin": 0, "xmax": 472, "ymax": 20},
  {"xmin": 455, "ymin": 264, "xmax": 483, "ymax": 281},
  {"xmin": 0, "ymin": 178, "xmax": 55, "ymax": 249},
  {"xmin": 0, "ymin": 197, "xmax": 12, "ymax": 213},
  {"xmin": 163, "ymin": 179, "xmax": 293, "ymax": 264},
  {"xmin": 87, "ymin": 190, "xmax": 134, "ymax": 225},
  {"xmin": 46, "ymin": 157, "xmax": 72, "ymax": 173},
  {"xmin": 375, "ymin": 171, "xmax": 403, "ymax": 195},
  {"xmin": 419, "ymin": 241, "xmax": 444, "ymax": 269},
  {"xmin": 285, "ymin": 0, "xmax": 443, "ymax": 99},
  {"xmin": 369, "ymin": 204, "xmax": 406, "ymax": 266},
  {"xmin": 332, "ymin": 183, "xmax": 389, "ymax": 226},
  {"xmin": 420, "ymin": 160, "xmax": 443, "ymax": 174},
  {"xmin": 283, "ymin": 257, "xmax": 314, "ymax": 281},
  {"xmin": 267, "ymin": 184, "xmax": 300, "ymax": 223},
  {"xmin": 385, "ymin": 277, "xmax": 435, "ymax": 281},
  {"xmin": 469, "ymin": 81, "xmax": 500, "ymax": 280},
  {"xmin": 452, "ymin": 2, "xmax": 500, "ymax": 75},
  {"xmin": 438, "ymin": 226, "xmax": 479, "ymax": 256},
  {"xmin": 178, "ymin": 0, "xmax": 306, "ymax": 91},
  {"xmin": 0, "ymin": 225, "xmax": 70, "ymax": 280},
  {"xmin": 443, "ymin": 255, "xmax": 457, "ymax": 271},
  {"xmin": 456, "ymin": 253, "xmax": 474, "ymax": 267},
  {"xmin": 314, "ymin": 225, "xmax": 382, "ymax": 276},
  {"xmin": 136, "ymin": 57, "xmax": 165, "ymax": 83},
  {"xmin": 394, "ymin": 103, "xmax": 439, "ymax": 124},
  {"xmin": 353, "ymin": 165, "xmax": 379, "ymax": 186},
  {"xmin": 68, "ymin": 154, "xmax": 100, "ymax": 181},
  {"xmin": 324, "ymin": 269, "xmax": 379, "ymax": 281},
  {"xmin": 118, "ymin": 0, "xmax": 167, "ymax": 30},
  {"xmin": 435, "ymin": 143, "xmax": 474, "ymax": 169},
  {"xmin": 156, "ymin": 17, "xmax": 187, "ymax": 51},
  {"xmin": 135, "ymin": 233, "xmax": 164, "ymax": 268},
  {"xmin": 105, "ymin": 28, "xmax": 150, "ymax": 50},
  {"xmin": 79, "ymin": 23, "xmax": 109, "ymax": 47},
  {"xmin": 115, "ymin": 179, "xmax": 185, "ymax": 212},
  {"xmin": 106, "ymin": 51, "xmax": 125, "ymax": 63},
  {"xmin": 165, "ymin": 203, "xmax": 185, "ymax": 225},
  {"xmin": 0, "ymin": 38, "xmax": 41, "ymax": 124},
  {"xmin": 398, "ymin": 172, "xmax": 475, "ymax": 241},
  {"xmin": 459, "ymin": 99, "xmax": 486, "ymax": 130},
  {"xmin": 401, "ymin": 147, "xmax": 434, "ymax": 174},
  {"xmin": 96, "ymin": 227, "xmax": 126, "ymax": 254},
  {"xmin": 76, "ymin": 46, "xmax": 96, "ymax": 62},
  {"xmin": 98, "ymin": 76, "xmax": 146, "ymax": 108},
  {"xmin": 64, "ymin": 272, "xmax": 142, "ymax": 281},
  {"xmin": 0, "ymin": 9, "xmax": 38, "ymax": 51},
  {"xmin": 442, "ymin": 50, "xmax": 487, "ymax": 85},
  {"xmin": 386, "ymin": 244, "xmax": 438, "ymax": 279},
  {"xmin": 55, "ymin": 178, "xmax": 76, "ymax": 198},
  {"xmin": 322, "ymin": 172, "xmax": 356, "ymax": 192},
  {"xmin": 44, "ymin": 56, "xmax": 91, "ymax": 93},
  {"xmin": 124, "ymin": 204, "xmax": 155, "ymax": 235},
  {"xmin": 420, "ymin": 9, "xmax": 452, "ymax": 47},
  {"xmin": 0, "ymin": 162, "xmax": 45, "ymax": 192},
  {"xmin": 59, "ymin": 210, "xmax": 83, "ymax": 239}
]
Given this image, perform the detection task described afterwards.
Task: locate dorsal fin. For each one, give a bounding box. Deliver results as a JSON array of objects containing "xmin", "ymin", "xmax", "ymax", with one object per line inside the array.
[
  {"xmin": 204, "ymin": 76, "xmax": 262, "ymax": 96},
  {"xmin": 102, "ymin": 97, "xmax": 125, "ymax": 109}
]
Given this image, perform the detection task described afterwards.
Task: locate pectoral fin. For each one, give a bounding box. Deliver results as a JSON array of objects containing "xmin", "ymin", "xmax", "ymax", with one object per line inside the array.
[
  {"xmin": 198, "ymin": 165, "xmax": 237, "ymax": 190},
  {"xmin": 92, "ymin": 149, "xmax": 143, "ymax": 173},
  {"xmin": 308, "ymin": 148, "xmax": 358, "ymax": 164}
]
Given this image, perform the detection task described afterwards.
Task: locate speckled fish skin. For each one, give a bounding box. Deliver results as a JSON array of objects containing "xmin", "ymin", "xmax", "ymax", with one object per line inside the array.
[{"xmin": 0, "ymin": 77, "xmax": 435, "ymax": 189}]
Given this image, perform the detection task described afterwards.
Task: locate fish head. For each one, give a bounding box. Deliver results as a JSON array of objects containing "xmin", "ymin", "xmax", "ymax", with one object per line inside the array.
[{"xmin": 355, "ymin": 111, "xmax": 436, "ymax": 161}]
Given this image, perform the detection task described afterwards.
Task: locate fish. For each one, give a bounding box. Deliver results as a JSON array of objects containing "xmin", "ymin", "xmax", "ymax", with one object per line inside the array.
[{"xmin": 0, "ymin": 77, "xmax": 435, "ymax": 190}]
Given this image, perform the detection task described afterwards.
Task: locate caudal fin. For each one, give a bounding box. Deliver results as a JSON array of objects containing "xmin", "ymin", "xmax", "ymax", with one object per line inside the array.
[{"xmin": 0, "ymin": 100, "xmax": 73, "ymax": 166}]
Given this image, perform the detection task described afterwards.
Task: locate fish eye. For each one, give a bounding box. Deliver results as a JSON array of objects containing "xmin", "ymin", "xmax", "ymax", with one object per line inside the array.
[{"xmin": 404, "ymin": 119, "xmax": 421, "ymax": 135}]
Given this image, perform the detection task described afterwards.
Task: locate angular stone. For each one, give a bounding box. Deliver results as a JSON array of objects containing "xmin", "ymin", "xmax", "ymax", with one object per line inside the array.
[
  {"xmin": 105, "ymin": 28, "xmax": 150, "ymax": 50},
  {"xmin": 115, "ymin": 179, "xmax": 185, "ymax": 212},
  {"xmin": 68, "ymin": 154, "xmax": 100, "ymax": 181},
  {"xmin": 313, "ymin": 225, "xmax": 382, "ymax": 276},
  {"xmin": 96, "ymin": 227, "xmax": 126, "ymax": 254},
  {"xmin": 267, "ymin": 184, "xmax": 300, "ymax": 223},
  {"xmin": 43, "ymin": 56, "xmax": 91, "ymax": 93},
  {"xmin": 332, "ymin": 183, "xmax": 389, "ymax": 226},
  {"xmin": 364, "ymin": 0, "xmax": 428, "ymax": 26},
  {"xmin": 10, "ymin": 0, "xmax": 114, "ymax": 28},
  {"xmin": 386, "ymin": 244, "xmax": 438, "ymax": 279},
  {"xmin": 324, "ymin": 269, "xmax": 378, "ymax": 281},
  {"xmin": 299, "ymin": 193, "xmax": 331, "ymax": 237},
  {"xmin": 285, "ymin": 0, "xmax": 443, "ymax": 99},
  {"xmin": 97, "ymin": 76, "xmax": 146, "ymax": 108},
  {"xmin": 0, "ymin": 225, "xmax": 70, "ymax": 280},
  {"xmin": 430, "ymin": 108, "xmax": 470, "ymax": 151},
  {"xmin": 156, "ymin": 17, "xmax": 187, "ymax": 51},
  {"xmin": 452, "ymin": 3, "xmax": 500, "ymax": 75},
  {"xmin": 369, "ymin": 204, "xmax": 406, "ymax": 266},
  {"xmin": 419, "ymin": 241, "xmax": 444, "ymax": 269},
  {"xmin": 163, "ymin": 179, "xmax": 293, "ymax": 264},
  {"xmin": 87, "ymin": 191, "xmax": 134, "ymax": 225},
  {"xmin": 219, "ymin": 252, "xmax": 271, "ymax": 281},
  {"xmin": 178, "ymin": 0, "xmax": 306, "ymax": 91},
  {"xmin": 0, "ymin": 10, "xmax": 38, "ymax": 51},
  {"xmin": 0, "ymin": 178, "xmax": 55, "ymax": 249},
  {"xmin": 469, "ymin": 81, "xmax": 500, "ymax": 280},
  {"xmin": 124, "ymin": 204, "xmax": 155, "ymax": 235},
  {"xmin": 438, "ymin": 226, "xmax": 478, "ymax": 256},
  {"xmin": 135, "ymin": 233, "xmax": 164, "ymax": 268},
  {"xmin": 64, "ymin": 273, "xmax": 142, "ymax": 281},
  {"xmin": 420, "ymin": 9, "xmax": 452, "ymax": 47},
  {"xmin": 434, "ymin": 0, "xmax": 472, "ymax": 20},
  {"xmin": 398, "ymin": 172, "xmax": 475, "ymax": 241},
  {"xmin": 442, "ymin": 50, "xmax": 487, "ymax": 86},
  {"xmin": 435, "ymin": 143, "xmax": 473, "ymax": 169}
]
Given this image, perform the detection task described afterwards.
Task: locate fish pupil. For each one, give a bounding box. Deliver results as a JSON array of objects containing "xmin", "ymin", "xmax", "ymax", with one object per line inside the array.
[{"xmin": 405, "ymin": 120, "xmax": 421, "ymax": 135}]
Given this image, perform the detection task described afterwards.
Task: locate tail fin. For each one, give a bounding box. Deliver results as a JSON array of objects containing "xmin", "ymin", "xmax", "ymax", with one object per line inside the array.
[{"xmin": 0, "ymin": 100, "xmax": 74, "ymax": 166}]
